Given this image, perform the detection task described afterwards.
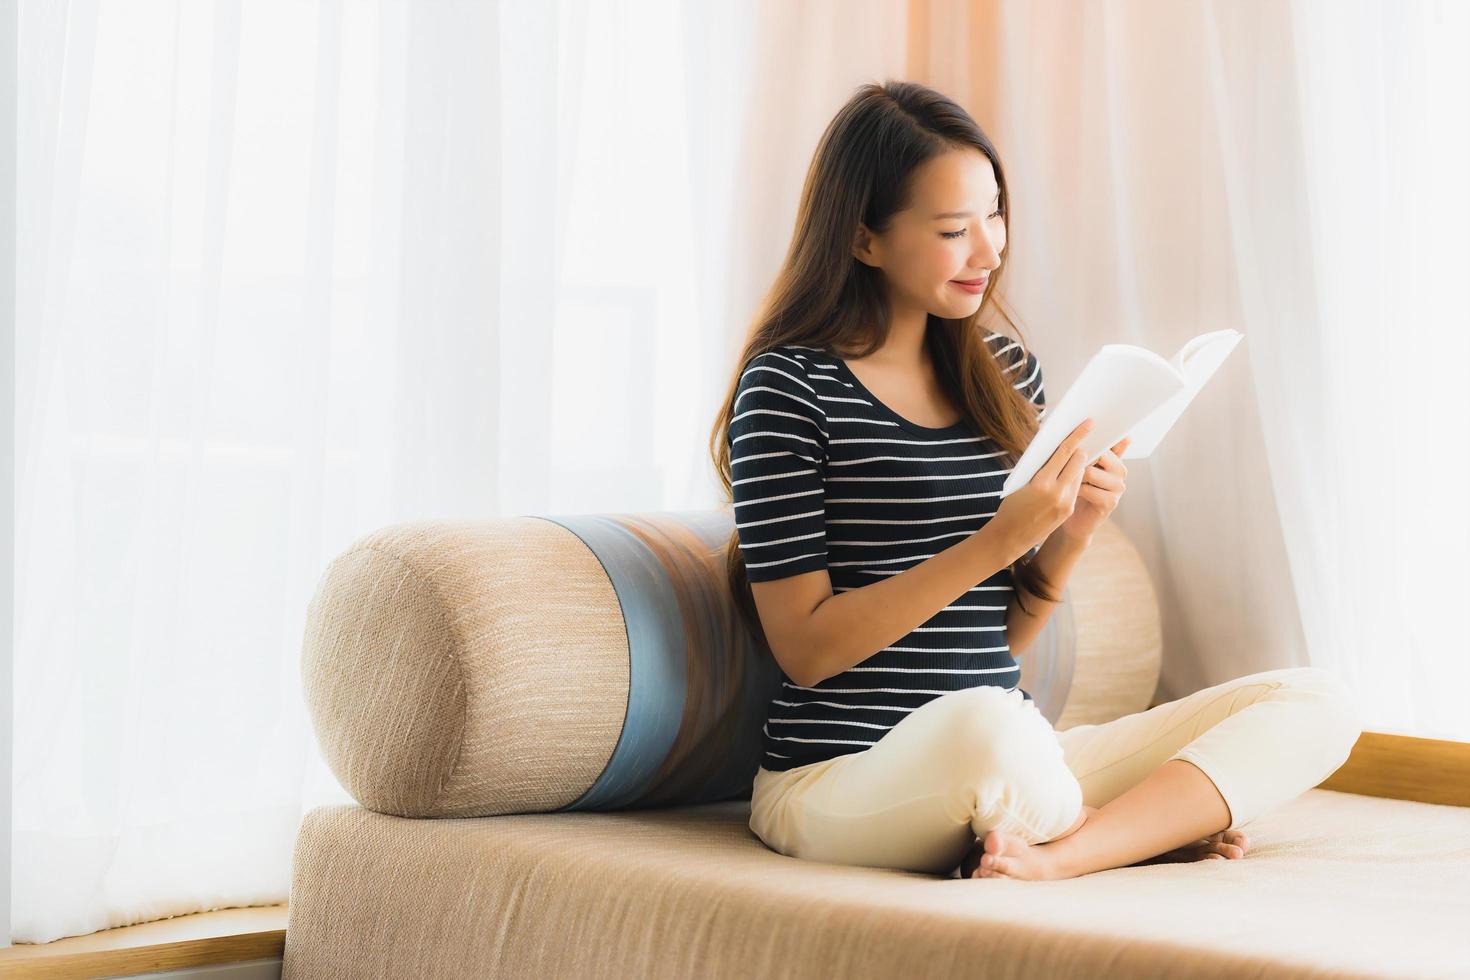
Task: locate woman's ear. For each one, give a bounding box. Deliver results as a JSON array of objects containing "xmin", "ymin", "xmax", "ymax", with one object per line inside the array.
[{"xmin": 852, "ymin": 222, "xmax": 880, "ymax": 268}]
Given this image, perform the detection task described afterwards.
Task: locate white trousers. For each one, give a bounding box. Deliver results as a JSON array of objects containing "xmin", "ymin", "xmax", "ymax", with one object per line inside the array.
[{"xmin": 749, "ymin": 666, "xmax": 1362, "ymax": 876}]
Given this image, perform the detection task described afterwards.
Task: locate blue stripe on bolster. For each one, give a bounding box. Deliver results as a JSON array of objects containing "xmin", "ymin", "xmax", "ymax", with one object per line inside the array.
[{"xmin": 534, "ymin": 510, "xmax": 779, "ymax": 812}]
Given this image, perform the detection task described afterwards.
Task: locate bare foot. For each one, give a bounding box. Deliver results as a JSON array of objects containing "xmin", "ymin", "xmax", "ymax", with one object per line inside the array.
[
  {"xmin": 959, "ymin": 814, "xmax": 1250, "ymax": 880},
  {"xmin": 960, "ymin": 805, "xmax": 1094, "ymax": 881},
  {"xmin": 960, "ymin": 828, "xmax": 1065, "ymax": 880},
  {"xmin": 1129, "ymin": 829, "xmax": 1250, "ymax": 865}
]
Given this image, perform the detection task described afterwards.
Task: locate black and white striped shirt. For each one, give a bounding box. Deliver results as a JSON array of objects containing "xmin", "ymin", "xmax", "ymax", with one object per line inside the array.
[{"xmin": 728, "ymin": 331, "xmax": 1047, "ymax": 772}]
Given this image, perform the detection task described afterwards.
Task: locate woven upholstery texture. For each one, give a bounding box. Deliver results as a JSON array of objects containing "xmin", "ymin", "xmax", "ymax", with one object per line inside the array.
[{"xmin": 301, "ymin": 512, "xmax": 1160, "ymax": 818}]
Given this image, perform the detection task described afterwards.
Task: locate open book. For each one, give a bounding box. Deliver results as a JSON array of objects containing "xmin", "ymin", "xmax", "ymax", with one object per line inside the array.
[{"xmin": 1000, "ymin": 329, "xmax": 1244, "ymax": 497}]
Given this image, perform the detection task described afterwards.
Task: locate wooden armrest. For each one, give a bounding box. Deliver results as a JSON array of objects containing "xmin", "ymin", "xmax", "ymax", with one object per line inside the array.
[{"xmin": 1319, "ymin": 730, "xmax": 1470, "ymax": 807}]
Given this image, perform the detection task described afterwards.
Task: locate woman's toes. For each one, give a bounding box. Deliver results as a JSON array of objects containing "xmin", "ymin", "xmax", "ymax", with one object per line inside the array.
[
  {"xmin": 968, "ymin": 850, "xmax": 1006, "ymax": 878},
  {"xmin": 1218, "ymin": 832, "xmax": 1248, "ymax": 855},
  {"xmin": 1202, "ymin": 829, "xmax": 1250, "ymax": 856}
]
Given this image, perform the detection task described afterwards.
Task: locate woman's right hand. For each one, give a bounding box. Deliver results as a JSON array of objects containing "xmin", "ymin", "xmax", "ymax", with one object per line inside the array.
[{"xmin": 990, "ymin": 417, "xmax": 1095, "ymax": 561}]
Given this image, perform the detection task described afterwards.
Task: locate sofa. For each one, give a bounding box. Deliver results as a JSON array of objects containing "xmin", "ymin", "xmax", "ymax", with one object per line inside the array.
[{"xmin": 282, "ymin": 509, "xmax": 1470, "ymax": 979}]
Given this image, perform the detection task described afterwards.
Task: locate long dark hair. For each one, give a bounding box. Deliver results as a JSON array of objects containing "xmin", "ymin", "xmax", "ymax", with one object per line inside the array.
[{"xmin": 708, "ymin": 79, "xmax": 1060, "ymax": 645}]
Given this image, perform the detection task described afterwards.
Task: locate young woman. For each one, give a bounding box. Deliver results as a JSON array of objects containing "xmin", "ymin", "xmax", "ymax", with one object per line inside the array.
[{"xmin": 711, "ymin": 81, "xmax": 1361, "ymax": 881}]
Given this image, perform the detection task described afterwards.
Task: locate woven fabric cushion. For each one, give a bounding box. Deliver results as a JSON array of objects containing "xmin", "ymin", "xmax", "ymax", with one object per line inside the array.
[
  {"xmin": 282, "ymin": 789, "xmax": 1470, "ymax": 980},
  {"xmin": 301, "ymin": 510, "xmax": 1161, "ymax": 818}
]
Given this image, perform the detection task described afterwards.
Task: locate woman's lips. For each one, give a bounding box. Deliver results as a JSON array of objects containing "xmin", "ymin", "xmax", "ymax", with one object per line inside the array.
[{"xmin": 949, "ymin": 278, "xmax": 988, "ymax": 294}]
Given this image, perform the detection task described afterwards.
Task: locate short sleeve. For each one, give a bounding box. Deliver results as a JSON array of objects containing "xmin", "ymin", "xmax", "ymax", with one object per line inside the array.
[
  {"xmin": 728, "ymin": 349, "xmax": 829, "ymax": 582},
  {"xmin": 1012, "ymin": 347, "xmax": 1046, "ymax": 410},
  {"xmin": 986, "ymin": 332, "xmax": 1045, "ymax": 412}
]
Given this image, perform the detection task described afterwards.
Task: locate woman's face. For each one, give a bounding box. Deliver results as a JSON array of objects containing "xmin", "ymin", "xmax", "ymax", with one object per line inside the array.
[{"xmin": 854, "ymin": 148, "xmax": 1007, "ymax": 318}]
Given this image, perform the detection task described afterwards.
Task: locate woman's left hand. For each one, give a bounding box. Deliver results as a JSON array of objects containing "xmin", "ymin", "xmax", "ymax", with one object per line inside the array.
[{"xmin": 1057, "ymin": 436, "xmax": 1130, "ymax": 543}]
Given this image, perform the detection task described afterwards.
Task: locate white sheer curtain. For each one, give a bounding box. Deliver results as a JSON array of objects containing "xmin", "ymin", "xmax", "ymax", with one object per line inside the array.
[
  {"xmin": 14, "ymin": 0, "xmax": 909, "ymax": 947},
  {"xmin": 1263, "ymin": 0, "xmax": 1470, "ymax": 740},
  {"xmin": 918, "ymin": 0, "xmax": 1468, "ymax": 739},
  {"xmin": 18, "ymin": 0, "xmax": 1467, "ymax": 950}
]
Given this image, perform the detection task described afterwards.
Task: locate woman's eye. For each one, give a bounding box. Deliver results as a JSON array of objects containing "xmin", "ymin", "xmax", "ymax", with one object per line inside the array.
[{"xmin": 941, "ymin": 210, "xmax": 1004, "ymax": 239}]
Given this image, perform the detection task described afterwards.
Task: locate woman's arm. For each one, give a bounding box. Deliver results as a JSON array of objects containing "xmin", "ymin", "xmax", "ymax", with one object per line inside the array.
[{"xmin": 1004, "ymin": 528, "xmax": 1092, "ymax": 656}]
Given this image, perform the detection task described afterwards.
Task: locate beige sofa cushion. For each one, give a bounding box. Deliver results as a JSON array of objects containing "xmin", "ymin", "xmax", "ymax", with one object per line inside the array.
[{"xmin": 282, "ymin": 788, "xmax": 1470, "ymax": 979}]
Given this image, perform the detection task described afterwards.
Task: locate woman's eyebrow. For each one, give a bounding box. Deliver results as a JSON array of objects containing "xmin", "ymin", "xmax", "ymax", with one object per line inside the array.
[{"xmin": 931, "ymin": 196, "xmax": 1001, "ymax": 220}]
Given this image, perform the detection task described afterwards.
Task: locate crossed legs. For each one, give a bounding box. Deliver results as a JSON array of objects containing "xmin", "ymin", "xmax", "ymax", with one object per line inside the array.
[
  {"xmin": 966, "ymin": 666, "xmax": 1361, "ymax": 879},
  {"xmin": 749, "ymin": 667, "xmax": 1361, "ymax": 880}
]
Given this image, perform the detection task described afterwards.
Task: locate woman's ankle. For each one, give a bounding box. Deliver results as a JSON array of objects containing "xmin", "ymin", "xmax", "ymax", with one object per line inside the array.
[{"xmin": 1049, "ymin": 804, "xmax": 1098, "ymax": 843}]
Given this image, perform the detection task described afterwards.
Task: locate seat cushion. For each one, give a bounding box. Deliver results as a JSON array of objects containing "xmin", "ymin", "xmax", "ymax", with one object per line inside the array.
[{"xmin": 283, "ymin": 789, "xmax": 1470, "ymax": 979}]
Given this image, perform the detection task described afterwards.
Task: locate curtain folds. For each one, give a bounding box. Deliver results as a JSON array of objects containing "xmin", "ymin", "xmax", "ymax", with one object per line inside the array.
[
  {"xmin": 15, "ymin": 0, "xmax": 1465, "ymax": 946},
  {"xmin": 915, "ymin": 0, "xmax": 1467, "ymax": 738}
]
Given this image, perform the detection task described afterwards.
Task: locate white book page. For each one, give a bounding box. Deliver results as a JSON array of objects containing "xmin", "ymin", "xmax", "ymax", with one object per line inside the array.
[
  {"xmin": 999, "ymin": 330, "xmax": 1243, "ymax": 496},
  {"xmin": 1000, "ymin": 345, "xmax": 1184, "ymax": 496},
  {"xmin": 1118, "ymin": 330, "xmax": 1243, "ymax": 458}
]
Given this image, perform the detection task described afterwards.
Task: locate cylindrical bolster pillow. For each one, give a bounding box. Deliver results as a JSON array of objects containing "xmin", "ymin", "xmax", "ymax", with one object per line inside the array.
[{"xmin": 301, "ymin": 510, "xmax": 1160, "ymax": 819}]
